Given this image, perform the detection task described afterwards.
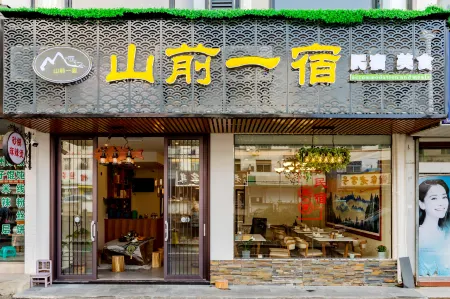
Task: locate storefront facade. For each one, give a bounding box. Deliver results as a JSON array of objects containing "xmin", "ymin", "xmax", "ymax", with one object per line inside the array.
[{"xmin": 1, "ymin": 9, "xmax": 448, "ymax": 285}]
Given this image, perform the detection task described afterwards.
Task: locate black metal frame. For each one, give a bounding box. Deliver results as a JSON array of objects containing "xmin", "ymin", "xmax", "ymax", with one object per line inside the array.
[
  {"xmin": 55, "ymin": 136, "xmax": 98, "ymax": 281},
  {"xmin": 164, "ymin": 135, "xmax": 209, "ymax": 282}
]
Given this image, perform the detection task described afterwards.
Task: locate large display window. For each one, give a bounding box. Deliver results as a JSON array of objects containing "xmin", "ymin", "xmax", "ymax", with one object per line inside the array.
[
  {"xmin": 234, "ymin": 135, "xmax": 391, "ymax": 259},
  {"xmin": 0, "ymin": 120, "xmax": 25, "ymax": 262},
  {"xmin": 418, "ymin": 142, "xmax": 450, "ymax": 280}
]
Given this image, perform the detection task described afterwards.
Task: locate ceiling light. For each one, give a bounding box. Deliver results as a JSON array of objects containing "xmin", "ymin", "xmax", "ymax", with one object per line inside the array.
[
  {"xmin": 112, "ymin": 152, "xmax": 118, "ymax": 165},
  {"xmin": 125, "ymin": 150, "xmax": 133, "ymax": 164},
  {"xmin": 100, "ymin": 151, "xmax": 107, "ymax": 165}
]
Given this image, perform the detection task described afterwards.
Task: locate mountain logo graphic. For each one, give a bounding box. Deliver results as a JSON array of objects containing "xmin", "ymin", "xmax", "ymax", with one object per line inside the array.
[
  {"xmin": 39, "ymin": 52, "xmax": 86, "ymax": 72},
  {"xmin": 32, "ymin": 46, "xmax": 92, "ymax": 84}
]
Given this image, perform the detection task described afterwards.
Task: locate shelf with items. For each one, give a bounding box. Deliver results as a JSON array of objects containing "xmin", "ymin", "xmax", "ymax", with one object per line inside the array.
[{"xmin": 105, "ymin": 165, "xmax": 134, "ymax": 219}]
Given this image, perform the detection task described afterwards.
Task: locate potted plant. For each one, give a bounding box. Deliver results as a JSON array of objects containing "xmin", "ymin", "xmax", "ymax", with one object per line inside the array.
[
  {"xmin": 377, "ymin": 245, "xmax": 387, "ymax": 259},
  {"xmin": 240, "ymin": 236, "xmax": 254, "ymax": 259},
  {"xmin": 65, "ymin": 227, "xmax": 92, "ymax": 274}
]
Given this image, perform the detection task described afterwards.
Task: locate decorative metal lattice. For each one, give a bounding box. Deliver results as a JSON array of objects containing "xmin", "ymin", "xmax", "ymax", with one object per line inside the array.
[{"xmin": 3, "ymin": 18, "xmax": 447, "ymax": 116}]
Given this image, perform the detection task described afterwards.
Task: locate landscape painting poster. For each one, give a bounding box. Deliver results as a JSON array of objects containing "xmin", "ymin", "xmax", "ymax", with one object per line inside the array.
[
  {"xmin": 326, "ymin": 174, "xmax": 382, "ymax": 240},
  {"xmin": 418, "ymin": 175, "xmax": 450, "ymax": 278}
]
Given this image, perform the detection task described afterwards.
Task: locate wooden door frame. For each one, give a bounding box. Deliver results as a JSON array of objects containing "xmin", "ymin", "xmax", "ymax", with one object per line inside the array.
[
  {"xmin": 164, "ymin": 135, "xmax": 210, "ymax": 281},
  {"xmin": 55, "ymin": 136, "xmax": 98, "ymax": 281}
]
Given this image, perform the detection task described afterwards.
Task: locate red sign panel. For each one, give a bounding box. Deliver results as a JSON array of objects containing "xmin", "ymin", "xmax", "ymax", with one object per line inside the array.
[{"xmin": 2, "ymin": 132, "xmax": 26, "ymax": 165}]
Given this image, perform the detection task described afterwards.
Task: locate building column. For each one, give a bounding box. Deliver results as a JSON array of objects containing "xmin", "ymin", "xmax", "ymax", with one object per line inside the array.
[
  {"xmin": 413, "ymin": 0, "xmax": 438, "ymax": 10},
  {"xmin": 3, "ymin": 0, "xmax": 32, "ymax": 7},
  {"xmin": 193, "ymin": 0, "xmax": 206, "ymax": 9},
  {"xmin": 392, "ymin": 133, "xmax": 416, "ymax": 280},
  {"xmin": 210, "ymin": 134, "xmax": 234, "ymax": 260},
  {"xmin": 35, "ymin": 0, "xmax": 64, "ymax": 8},
  {"xmin": 24, "ymin": 129, "xmax": 51, "ymax": 274}
]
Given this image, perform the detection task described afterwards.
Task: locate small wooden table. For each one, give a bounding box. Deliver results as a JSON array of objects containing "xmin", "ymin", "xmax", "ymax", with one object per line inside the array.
[
  {"xmin": 292, "ymin": 229, "xmax": 314, "ymax": 236},
  {"xmin": 311, "ymin": 237, "xmax": 355, "ymax": 258},
  {"xmin": 235, "ymin": 234, "xmax": 266, "ymax": 255}
]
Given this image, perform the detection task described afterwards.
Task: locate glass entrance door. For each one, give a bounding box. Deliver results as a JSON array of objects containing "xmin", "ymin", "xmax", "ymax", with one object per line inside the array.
[
  {"xmin": 57, "ymin": 138, "xmax": 97, "ymax": 280},
  {"xmin": 164, "ymin": 138, "xmax": 205, "ymax": 280}
]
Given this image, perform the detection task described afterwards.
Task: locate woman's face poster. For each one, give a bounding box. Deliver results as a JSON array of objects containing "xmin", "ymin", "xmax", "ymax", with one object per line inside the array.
[{"xmin": 418, "ymin": 175, "xmax": 450, "ymax": 278}]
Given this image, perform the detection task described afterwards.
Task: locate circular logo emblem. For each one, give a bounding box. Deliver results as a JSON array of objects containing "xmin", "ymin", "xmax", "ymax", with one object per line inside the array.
[
  {"xmin": 32, "ymin": 46, "xmax": 92, "ymax": 83},
  {"xmin": 2, "ymin": 131, "xmax": 26, "ymax": 165}
]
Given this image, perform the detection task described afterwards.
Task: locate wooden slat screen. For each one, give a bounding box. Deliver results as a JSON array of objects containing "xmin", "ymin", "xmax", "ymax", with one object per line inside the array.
[{"xmin": 5, "ymin": 117, "xmax": 440, "ymax": 135}]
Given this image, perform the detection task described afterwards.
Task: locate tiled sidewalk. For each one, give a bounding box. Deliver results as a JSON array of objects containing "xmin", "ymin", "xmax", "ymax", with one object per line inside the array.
[{"xmin": 14, "ymin": 284, "xmax": 425, "ymax": 299}]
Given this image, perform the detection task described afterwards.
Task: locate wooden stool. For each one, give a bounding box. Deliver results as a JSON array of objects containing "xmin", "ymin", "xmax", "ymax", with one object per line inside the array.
[
  {"xmin": 112, "ymin": 256, "xmax": 124, "ymax": 272},
  {"xmin": 215, "ymin": 279, "xmax": 228, "ymax": 289},
  {"xmin": 158, "ymin": 248, "xmax": 164, "ymax": 265},
  {"xmin": 152, "ymin": 252, "xmax": 161, "ymax": 268}
]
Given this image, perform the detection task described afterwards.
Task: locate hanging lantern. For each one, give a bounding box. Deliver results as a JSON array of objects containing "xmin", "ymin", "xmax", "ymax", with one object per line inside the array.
[
  {"xmin": 100, "ymin": 150, "xmax": 108, "ymax": 166},
  {"xmin": 124, "ymin": 150, "xmax": 133, "ymax": 164},
  {"xmin": 94, "ymin": 141, "xmax": 143, "ymax": 166},
  {"xmin": 112, "ymin": 151, "xmax": 119, "ymax": 165}
]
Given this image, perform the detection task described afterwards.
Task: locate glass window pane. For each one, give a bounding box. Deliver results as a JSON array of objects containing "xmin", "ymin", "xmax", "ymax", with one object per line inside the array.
[
  {"xmin": 167, "ymin": 139, "xmax": 200, "ymax": 276},
  {"xmin": 273, "ymin": 0, "xmax": 373, "ymax": 9},
  {"xmin": 60, "ymin": 140, "xmax": 94, "ymax": 275},
  {"xmin": 419, "ymin": 147, "xmax": 450, "ymax": 162},
  {"xmin": 71, "ymin": 0, "xmax": 170, "ymax": 8},
  {"xmin": 0, "ymin": 136, "xmax": 26, "ymax": 262},
  {"xmin": 234, "ymin": 135, "xmax": 391, "ymax": 260}
]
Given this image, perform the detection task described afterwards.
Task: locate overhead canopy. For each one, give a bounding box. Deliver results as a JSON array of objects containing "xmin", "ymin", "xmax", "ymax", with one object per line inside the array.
[{"xmin": 5, "ymin": 116, "xmax": 440, "ymax": 135}]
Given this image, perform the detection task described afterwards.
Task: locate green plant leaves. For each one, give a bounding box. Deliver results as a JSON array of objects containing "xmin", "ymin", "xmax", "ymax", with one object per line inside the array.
[
  {"xmin": 296, "ymin": 146, "xmax": 351, "ymax": 173},
  {"xmin": 0, "ymin": 6, "xmax": 449, "ymax": 26}
]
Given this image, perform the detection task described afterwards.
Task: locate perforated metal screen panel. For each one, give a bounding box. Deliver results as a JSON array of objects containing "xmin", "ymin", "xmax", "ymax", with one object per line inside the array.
[{"xmin": 3, "ymin": 18, "xmax": 447, "ymax": 117}]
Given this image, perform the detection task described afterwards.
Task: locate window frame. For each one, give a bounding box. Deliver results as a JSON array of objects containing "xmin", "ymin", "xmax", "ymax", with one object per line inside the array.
[
  {"xmin": 255, "ymin": 159, "xmax": 272, "ymax": 173},
  {"xmin": 269, "ymin": 0, "xmax": 380, "ymax": 9},
  {"xmin": 208, "ymin": 0, "xmax": 239, "ymax": 9}
]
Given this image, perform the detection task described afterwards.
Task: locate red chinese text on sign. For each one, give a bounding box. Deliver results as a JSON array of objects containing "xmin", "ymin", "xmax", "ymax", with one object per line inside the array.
[{"xmin": 3, "ymin": 132, "xmax": 26, "ymax": 165}]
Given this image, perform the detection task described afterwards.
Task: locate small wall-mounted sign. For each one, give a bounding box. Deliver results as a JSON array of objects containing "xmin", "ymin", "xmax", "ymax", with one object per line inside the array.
[
  {"xmin": 2, "ymin": 131, "xmax": 26, "ymax": 166},
  {"xmin": 350, "ymin": 73, "xmax": 431, "ymax": 82},
  {"xmin": 32, "ymin": 46, "xmax": 92, "ymax": 83}
]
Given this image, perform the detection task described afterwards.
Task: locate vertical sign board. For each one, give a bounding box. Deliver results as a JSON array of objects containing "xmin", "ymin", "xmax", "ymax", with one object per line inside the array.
[
  {"xmin": 417, "ymin": 175, "xmax": 450, "ymax": 280},
  {"xmin": 2, "ymin": 131, "xmax": 26, "ymax": 166},
  {"xmin": 442, "ymin": 31, "xmax": 450, "ymax": 125}
]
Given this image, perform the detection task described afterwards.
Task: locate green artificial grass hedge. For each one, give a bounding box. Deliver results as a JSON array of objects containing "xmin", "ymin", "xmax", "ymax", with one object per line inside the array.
[{"xmin": 0, "ymin": 6, "xmax": 450, "ymax": 26}]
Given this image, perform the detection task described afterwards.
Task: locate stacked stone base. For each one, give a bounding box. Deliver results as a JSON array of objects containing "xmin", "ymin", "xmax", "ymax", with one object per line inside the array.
[{"xmin": 211, "ymin": 259, "xmax": 397, "ymax": 286}]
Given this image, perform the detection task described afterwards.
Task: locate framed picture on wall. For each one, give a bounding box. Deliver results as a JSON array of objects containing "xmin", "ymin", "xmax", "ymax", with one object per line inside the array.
[{"xmin": 325, "ymin": 173, "xmax": 385, "ymax": 240}]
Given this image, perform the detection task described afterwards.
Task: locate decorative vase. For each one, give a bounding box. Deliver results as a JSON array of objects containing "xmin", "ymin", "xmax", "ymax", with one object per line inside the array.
[
  {"xmin": 242, "ymin": 250, "xmax": 250, "ymax": 259},
  {"xmin": 378, "ymin": 251, "xmax": 387, "ymax": 259}
]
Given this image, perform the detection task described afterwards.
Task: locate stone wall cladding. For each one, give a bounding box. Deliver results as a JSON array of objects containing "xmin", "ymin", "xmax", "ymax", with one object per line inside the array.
[{"xmin": 210, "ymin": 259, "xmax": 397, "ymax": 286}]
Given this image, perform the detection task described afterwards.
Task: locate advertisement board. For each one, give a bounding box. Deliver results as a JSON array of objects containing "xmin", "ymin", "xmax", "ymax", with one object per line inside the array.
[{"xmin": 418, "ymin": 175, "xmax": 450, "ymax": 278}]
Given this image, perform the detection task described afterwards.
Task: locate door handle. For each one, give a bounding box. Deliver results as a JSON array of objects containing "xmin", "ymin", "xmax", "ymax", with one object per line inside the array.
[
  {"xmin": 164, "ymin": 221, "xmax": 168, "ymax": 242},
  {"xmin": 90, "ymin": 220, "xmax": 96, "ymax": 242}
]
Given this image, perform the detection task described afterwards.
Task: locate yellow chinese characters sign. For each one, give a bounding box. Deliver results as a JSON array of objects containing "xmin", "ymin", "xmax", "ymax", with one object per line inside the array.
[
  {"xmin": 291, "ymin": 43, "xmax": 341, "ymax": 85},
  {"xmin": 338, "ymin": 173, "xmax": 391, "ymax": 188},
  {"xmin": 106, "ymin": 43, "xmax": 340, "ymax": 86},
  {"xmin": 165, "ymin": 44, "xmax": 220, "ymax": 85}
]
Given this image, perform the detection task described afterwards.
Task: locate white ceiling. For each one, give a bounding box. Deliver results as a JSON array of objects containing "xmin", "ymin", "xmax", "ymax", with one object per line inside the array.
[
  {"xmin": 412, "ymin": 123, "xmax": 450, "ymax": 137},
  {"xmin": 98, "ymin": 137, "xmax": 164, "ymax": 153}
]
